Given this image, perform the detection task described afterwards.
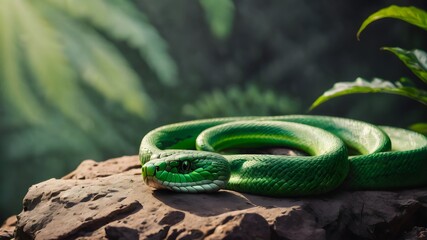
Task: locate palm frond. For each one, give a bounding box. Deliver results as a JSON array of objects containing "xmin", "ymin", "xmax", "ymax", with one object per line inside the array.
[
  {"xmin": 44, "ymin": 0, "xmax": 178, "ymax": 86},
  {"xmin": 38, "ymin": 2, "xmax": 154, "ymax": 120},
  {"xmin": 0, "ymin": 0, "xmax": 178, "ymax": 219},
  {"xmin": 0, "ymin": 1, "xmax": 47, "ymax": 124}
]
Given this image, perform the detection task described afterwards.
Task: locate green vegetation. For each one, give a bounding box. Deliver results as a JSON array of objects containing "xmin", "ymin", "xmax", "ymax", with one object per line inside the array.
[
  {"xmin": 311, "ymin": 5, "xmax": 427, "ymax": 134},
  {"xmin": 182, "ymin": 84, "xmax": 301, "ymax": 118},
  {"xmin": 0, "ymin": 0, "xmax": 177, "ymax": 219},
  {"xmin": 199, "ymin": 0, "xmax": 235, "ymax": 40}
]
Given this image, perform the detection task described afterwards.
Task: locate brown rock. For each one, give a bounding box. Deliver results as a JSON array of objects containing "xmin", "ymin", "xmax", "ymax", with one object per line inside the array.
[
  {"xmin": 402, "ymin": 227, "xmax": 427, "ymax": 240},
  {"xmin": 205, "ymin": 213, "xmax": 270, "ymax": 240},
  {"xmin": 1, "ymin": 155, "xmax": 426, "ymax": 240},
  {"xmin": 105, "ymin": 226, "xmax": 139, "ymax": 240},
  {"xmin": 62, "ymin": 156, "xmax": 141, "ymax": 180},
  {"xmin": 0, "ymin": 216, "xmax": 16, "ymax": 240},
  {"xmin": 272, "ymin": 207, "xmax": 325, "ymax": 240}
]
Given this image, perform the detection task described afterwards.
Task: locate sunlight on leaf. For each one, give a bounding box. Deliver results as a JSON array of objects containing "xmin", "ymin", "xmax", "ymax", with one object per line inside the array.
[
  {"xmin": 199, "ymin": 0, "xmax": 235, "ymax": 40},
  {"xmin": 357, "ymin": 5, "xmax": 427, "ymax": 39},
  {"xmin": 382, "ymin": 47, "xmax": 427, "ymax": 84},
  {"xmin": 45, "ymin": 0, "xmax": 178, "ymax": 86},
  {"xmin": 38, "ymin": 2, "xmax": 154, "ymax": 120},
  {"xmin": 409, "ymin": 122, "xmax": 427, "ymax": 135},
  {"xmin": 0, "ymin": 0, "xmax": 172, "ymax": 209},
  {"xmin": 0, "ymin": 0, "xmax": 171, "ymax": 126},
  {"xmin": 0, "ymin": 0, "xmax": 175, "ymax": 221},
  {"xmin": 310, "ymin": 78, "xmax": 427, "ymax": 110},
  {"xmin": 0, "ymin": 1, "xmax": 47, "ymax": 124},
  {"xmin": 15, "ymin": 0, "xmax": 99, "ymax": 130},
  {"xmin": 32, "ymin": 2, "xmax": 145, "ymax": 150}
]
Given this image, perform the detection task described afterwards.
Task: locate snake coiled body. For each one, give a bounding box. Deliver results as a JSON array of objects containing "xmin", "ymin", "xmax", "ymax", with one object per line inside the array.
[{"xmin": 139, "ymin": 115, "xmax": 427, "ymax": 196}]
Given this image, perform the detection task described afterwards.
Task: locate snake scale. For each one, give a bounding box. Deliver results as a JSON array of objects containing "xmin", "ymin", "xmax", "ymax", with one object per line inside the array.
[{"xmin": 139, "ymin": 115, "xmax": 427, "ymax": 196}]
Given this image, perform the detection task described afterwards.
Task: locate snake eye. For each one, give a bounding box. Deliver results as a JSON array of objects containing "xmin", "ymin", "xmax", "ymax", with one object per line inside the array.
[{"xmin": 180, "ymin": 160, "xmax": 191, "ymax": 172}]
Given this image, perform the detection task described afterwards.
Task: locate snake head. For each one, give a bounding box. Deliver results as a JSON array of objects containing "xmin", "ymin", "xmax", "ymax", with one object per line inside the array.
[{"xmin": 141, "ymin": 151, "xmax": 231, "ymax": 193}]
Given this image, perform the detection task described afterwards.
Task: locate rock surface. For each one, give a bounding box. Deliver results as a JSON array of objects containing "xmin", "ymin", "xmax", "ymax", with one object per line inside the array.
[
  {"xmin": 0, "ymin": 216, "xmax": 16, "ymax": 240},
  {"xmin": 1, "ymin": 155, "xmax": 427, "ymax": 240}
]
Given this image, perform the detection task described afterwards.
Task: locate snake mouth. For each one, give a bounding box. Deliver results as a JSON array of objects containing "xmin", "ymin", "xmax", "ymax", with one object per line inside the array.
[
  {"xmin": 142, "ymin": 163, "xmax": 172, "ymax": 190},
  {"xmin": 144, "ymin": 176, "xmax": 170, "ymax": 190}
]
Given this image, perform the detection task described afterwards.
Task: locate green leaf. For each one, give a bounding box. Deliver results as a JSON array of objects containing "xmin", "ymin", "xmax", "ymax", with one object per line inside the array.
[
  {"xmin": 310, "ymin": 78, "xmax": 427, "ymax": 110},
  {"xmin": 357, "ymin": 5, "xmax": 427, "ymax": 39},
  {"xmin": 1, "ymin": 0, "xmax": 152, "ymax": 156},
  {"xmin": 44, "ymin": 0, "xmax": 178, "ymax": 86},
  {"xmin": 1, "ymin": 0, "xmax": 161, "ymax": 127},
  {"xmin": 409, "ymin": 122, "xmax": 427, "ymax": 135},
  {"xmin": 15, "ymin": 0, "xmax": 95, "ymax": 129},
  {"xmin": 33, "ymin": 1, "xmax": 149, "ymax": 149},
  {"xmin": 36, "ymin": 1, "xmax": 155, "ymax": 121},
  {"xmin": 0, "ymin": 0, "xmax": 175, "ymax": 220},
  {"xmin": 0, "ymin": 1, "xmax": 48, "ymax": 124},
  {"xmin": 382, "ymin": 47, "xmax": 427, "ymax": 85},
  {"xmin": 199, "ymin": 0, "xmax": 235, "ymax": 40}
]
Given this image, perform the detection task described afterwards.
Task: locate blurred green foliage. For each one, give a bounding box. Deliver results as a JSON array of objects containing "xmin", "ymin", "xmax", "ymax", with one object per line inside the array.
[
  {"xmin": 1, "ymin": 0, "xmax": 426, "ymax": 222},
  {"xmin": 199, "ymin": 0, "xmax": 235, "ymax": 40},
  {"xmin": 0, "ymin": 0, "xmax": 177, "ymax": 220},
  {"xmin": 183, "ymin": 84, "xmax": 301, "ymax": 118}
]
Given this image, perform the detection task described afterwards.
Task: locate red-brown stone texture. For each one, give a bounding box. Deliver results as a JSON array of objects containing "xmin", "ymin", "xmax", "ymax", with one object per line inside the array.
[{"xmin": 1, "ymin": 155, "xmax": 427, "ymax": 240}]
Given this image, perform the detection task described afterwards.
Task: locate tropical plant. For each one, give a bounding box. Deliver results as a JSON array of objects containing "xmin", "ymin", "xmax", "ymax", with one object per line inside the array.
[
  {"xmin": 310, "ymin": 5, "xmax": 427, "ymax": 134},
  {"xmin": 0, "ymin": 0, "xmax": 178, "ymax": 219},
  {"xmin": 183, "ymin": 84, "xmax": 301, "ymax": 118},
  {"xmin": 199, "ymin": 0, "xmax": 235, "ymax": 40}
]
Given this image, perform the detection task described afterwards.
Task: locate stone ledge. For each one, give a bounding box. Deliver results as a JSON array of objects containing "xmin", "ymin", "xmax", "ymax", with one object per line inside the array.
[{"xmin": 1, "ymin": 156, "xmax": 427, "ymax": 240}]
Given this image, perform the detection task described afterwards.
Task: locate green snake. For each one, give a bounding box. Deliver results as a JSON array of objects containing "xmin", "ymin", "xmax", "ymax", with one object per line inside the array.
[{"xmin": 139, "ymin": 115, "xmax": 427, "ymax": 196}]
